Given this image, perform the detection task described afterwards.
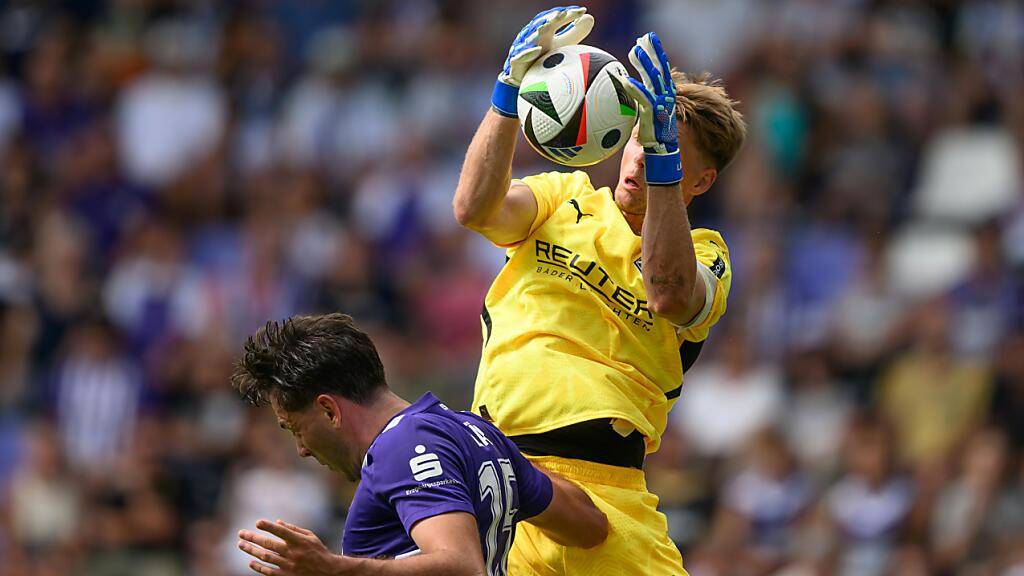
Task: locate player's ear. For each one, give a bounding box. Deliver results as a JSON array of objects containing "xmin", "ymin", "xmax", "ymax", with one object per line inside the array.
[
  {"xmin": 691, "ymin": 167, "xmax": 717, "ymax": 198},
  {"xmin": 314, "ymin": 394, "xmax": 343, "ymax": 427}
]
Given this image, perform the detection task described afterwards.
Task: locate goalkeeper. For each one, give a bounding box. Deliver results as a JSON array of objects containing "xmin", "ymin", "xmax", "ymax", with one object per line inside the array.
[{"xmin": 453, "ymin": 6, "xmax": 746, "ymax": 575}]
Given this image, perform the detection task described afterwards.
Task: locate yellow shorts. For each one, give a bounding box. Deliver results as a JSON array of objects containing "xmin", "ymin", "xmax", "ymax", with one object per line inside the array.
[{"xmin": 509, "ymin": 455, "xmax": 688, "ymax": 576}]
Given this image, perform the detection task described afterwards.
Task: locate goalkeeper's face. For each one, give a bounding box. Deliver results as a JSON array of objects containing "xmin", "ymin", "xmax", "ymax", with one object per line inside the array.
[
  {"xmin": 614, "ymin": 129, "xmax": 649, "ymax": 217},
  {"xmin": 614, "ymin": 124, "xmax": 715, "ymax": 217}
]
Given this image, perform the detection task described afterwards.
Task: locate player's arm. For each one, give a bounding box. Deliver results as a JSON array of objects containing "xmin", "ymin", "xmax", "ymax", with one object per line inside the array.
[
  {"xmin": 621, "ymin": 33, "xmax": 708, "ymax": 326},
  {"xmin": 643, "ymin": 183, "xmax": 705, "ymax": 325},
  {"xmin": 350, "ymin": 513, "xmax": 489, "ymax": 575},
  {"xmin": 453, "ymin": 111, "xmax": 538, "ymax": 245},
  {"xmin": 453, "ymin": 6, "xmax": 593, "ymax": 245},
  {"xmin": 239, "ymin": 516, "xmax": 486, "ymax": 576},
  {"xmin": 526, "ymin": 468, "xmax": 608, "ymax": 549}
]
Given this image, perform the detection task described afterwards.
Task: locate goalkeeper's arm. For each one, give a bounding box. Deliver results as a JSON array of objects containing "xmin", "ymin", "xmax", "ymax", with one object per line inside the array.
[
  {"xmin": 621, "ymin": 33, "xmax": 706, "ymax": 325},
  {"xmin": 452, "ymin": 109, "xmax": 538, "ymax": 246}
]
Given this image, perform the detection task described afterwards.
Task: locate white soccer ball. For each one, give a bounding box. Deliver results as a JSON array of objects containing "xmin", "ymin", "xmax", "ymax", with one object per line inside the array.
[{"xmin": 517, "ymin": 44, "xmax": 638, "ymax": 167}]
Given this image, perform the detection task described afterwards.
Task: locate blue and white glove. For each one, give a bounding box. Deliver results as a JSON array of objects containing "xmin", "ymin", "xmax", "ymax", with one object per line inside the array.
[
  {"xmin": 491, "ymin": 6, "xmax": 594, "ymax": 117},
  {"xmin": 620, "ymin": 32, "xmax": 682, "ymax": 186}
]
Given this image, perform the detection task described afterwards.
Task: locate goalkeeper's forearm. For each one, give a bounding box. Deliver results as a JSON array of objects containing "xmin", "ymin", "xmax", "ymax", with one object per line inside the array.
[
  {"xmin": 452, "ymin": 109, "xmax": 520, "ymax": 230},
  {"xmin": 642, "ymin": 183, "xmax": 701, "ymax": 323}
]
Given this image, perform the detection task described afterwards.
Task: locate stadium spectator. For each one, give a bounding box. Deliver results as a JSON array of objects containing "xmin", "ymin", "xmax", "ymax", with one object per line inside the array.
[
  {"xmin": 782, "ymin": 349, "xmax": 853, "ymax": 474},
  {"xmin": 701, "ymin": 429, "xmax": 812, "ymax": 575},
  {"xmin": 819, "ymin": 419, "xmax": 915, "ymax": 576},
  {"xmin": 931, "ymin": 429, "xmax": 1010, "ymax": 573},
  {"xmin": 673, "ymin": 328, "xmax": 783, "ymax": 458},
  {"xmin": 115, "ymin": 19, "xmax": 226, "ymax": 188},
  {"xmin": 879, "ymin": 299, "xmax": 993, "ymax": 470},
  {"xmin": 7, "ymin": 421, "xmax": 80, "ymax": 562},
  {"xmin": 52, "ymin": 318, "xmax": 142, "ymax": 476}
]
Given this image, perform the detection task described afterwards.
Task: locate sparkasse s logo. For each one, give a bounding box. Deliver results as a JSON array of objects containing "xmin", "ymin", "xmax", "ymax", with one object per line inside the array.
[{"xmin": 409, "ymin": 445, "xmax": 443, "ymax": 481}]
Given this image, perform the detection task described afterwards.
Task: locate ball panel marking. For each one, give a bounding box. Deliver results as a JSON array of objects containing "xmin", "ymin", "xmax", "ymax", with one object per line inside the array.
[
  {"xmin": 519, "ymin": 44, "xmax": 638, "ymax": 167},
  {"xmin": 584, "ymin": 51, "xmax": 616, "ymax": 88},
  {"xmin": 543, "ymin": 52, "xmax": 564, "ymax": 68},
  {"xmin": 523, "ymin": 108, "xmax": 559, "ymax": 162},
  {"xmin": 602, "ymin": 129, "xmax": 621, "ymax": 149},
  {"xmin": 520, "ymin": 83, "xmax": 560, "ymax": 124}
]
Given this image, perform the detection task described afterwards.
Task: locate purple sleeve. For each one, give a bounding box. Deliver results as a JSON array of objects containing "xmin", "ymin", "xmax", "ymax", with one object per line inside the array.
[
  {"xmin": 507, "ymin": 441, "xmax": 553, "ymax": 521},
  {"xmin": 369, "ymin": 418, "xmax": 475, "ymax": 534}
]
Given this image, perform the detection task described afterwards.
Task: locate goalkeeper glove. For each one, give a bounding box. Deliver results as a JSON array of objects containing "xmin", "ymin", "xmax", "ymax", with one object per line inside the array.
[
  {"xmin": 491, "ymin": 6, "xmax": 594, "ymax": 118},
  {"xmin": 620, "ymin": 32, "xmax": 682, "ymax": 186}
]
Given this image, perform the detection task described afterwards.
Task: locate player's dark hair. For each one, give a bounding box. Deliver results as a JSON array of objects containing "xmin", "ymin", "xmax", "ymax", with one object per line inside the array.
[{"xmin": 232, "ymin": 313, "xmax": 387, "ymax": 411}]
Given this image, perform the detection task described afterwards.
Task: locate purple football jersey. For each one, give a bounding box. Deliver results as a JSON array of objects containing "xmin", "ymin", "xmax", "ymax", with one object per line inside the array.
[{"xmin": 342, "ymin": 392, "xmax": 553, "ymax": 571}]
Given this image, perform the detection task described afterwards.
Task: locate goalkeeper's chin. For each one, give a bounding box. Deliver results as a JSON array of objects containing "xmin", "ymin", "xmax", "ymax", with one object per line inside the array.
[{"xmin": 614, "ymin": 177, "xmax": 647, "ymax": 217}]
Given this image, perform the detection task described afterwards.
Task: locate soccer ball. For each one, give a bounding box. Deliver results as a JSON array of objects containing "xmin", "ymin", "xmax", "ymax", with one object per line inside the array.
[{"xmin": 518, "ymin": 44, "xmax": 637, "ymax": 167}]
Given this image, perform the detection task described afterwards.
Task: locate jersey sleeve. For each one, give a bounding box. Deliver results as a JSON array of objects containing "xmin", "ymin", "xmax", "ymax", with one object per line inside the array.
[
  {"xmin": 367, "ymin": 417, "xmax": 475, "ymax": 534},
  {"xmin": 678, "ymin": 229, "xmax": 732, "ymax": 343},
  {"xmin": 505, "ymin": 170, "xmax": 592, "ymax": 246},
  {"xmin": 505, "ymin": 442, "xmax": 553, "ymax": 522}
]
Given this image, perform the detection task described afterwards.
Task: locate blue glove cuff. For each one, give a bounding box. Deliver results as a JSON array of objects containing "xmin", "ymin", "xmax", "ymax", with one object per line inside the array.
[
  {"xmin": 491, "ymin": 80, "xmax": 519, "ymax": 118},
  {"xmin": 644, "ymin": 149, "xmax": 683, "ymax": 186}
]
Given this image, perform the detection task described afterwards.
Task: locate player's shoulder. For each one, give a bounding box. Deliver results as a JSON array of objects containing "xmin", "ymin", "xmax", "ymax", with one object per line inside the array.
[
  {"xmin": 692, "ymin": 227, "xmax": 733, "ymax": 289},
  {"xmin": 693, "ymin": 228, "xmax": 731, "ymax": 276},
  {"xmin": 371, "ymin": 400, "xmax": 457, "ymax": 454},
  {"xmin": 363, "ymin": 396, "xmax": 469, "ymax": 481},
  {"xmin": 518, "ymin": 169, "xmax": 597, "ymax": 196},
  {"xmin": 691, "ymin": 228, "xmax": 729, "ymax": 254}
]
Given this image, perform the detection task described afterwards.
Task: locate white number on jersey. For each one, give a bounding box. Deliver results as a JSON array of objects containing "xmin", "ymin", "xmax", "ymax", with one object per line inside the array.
[{"xmin": 478, "ymin": 459, "xmax": 518, "ymax": 576}]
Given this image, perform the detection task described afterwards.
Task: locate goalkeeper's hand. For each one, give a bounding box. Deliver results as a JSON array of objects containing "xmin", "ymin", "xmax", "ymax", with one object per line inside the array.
[
  {"xmin": 491, "ymin": 6, "xmax": 594, "ymax": 118},
  {"xmin": 619, "ymin": 32, "xmax": 682, "ymax": 186}
]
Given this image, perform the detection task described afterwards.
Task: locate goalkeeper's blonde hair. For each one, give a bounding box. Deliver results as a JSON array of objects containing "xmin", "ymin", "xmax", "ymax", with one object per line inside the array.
[{"xmin": 672, "ymin": 71, "xmax": 747, "ymax": 172}]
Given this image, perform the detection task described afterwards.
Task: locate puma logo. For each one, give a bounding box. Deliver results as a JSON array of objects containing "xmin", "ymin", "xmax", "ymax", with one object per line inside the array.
[{"xmin": 568, "ymin": 199, "xmax": 593, "ymax": 223}]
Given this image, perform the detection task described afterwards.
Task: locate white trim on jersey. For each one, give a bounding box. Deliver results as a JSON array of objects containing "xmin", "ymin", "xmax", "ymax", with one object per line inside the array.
[
  {"xmin": 395, "ymin": 548, "xmax": 423, "ymax": 559},
  {"xmin": 676, "ymin": 262, "xmax": 718, "ymax": 331},
  {"xmin": 381, "ymin": 414, "xmax": 405, "ymax": 434}
]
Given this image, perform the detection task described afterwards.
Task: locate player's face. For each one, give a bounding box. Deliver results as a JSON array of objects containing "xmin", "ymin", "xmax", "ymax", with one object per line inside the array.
[
  {"xmin": 271, "ymin": 396, "xmax": 361, "ymax": 481},
  {"xmin": 614, "ymin": 123, "xmax": 715, "ymax": 217},
  {"xmin": 614, "ymin": 127, "xmax": 648, "ymax": 216}
]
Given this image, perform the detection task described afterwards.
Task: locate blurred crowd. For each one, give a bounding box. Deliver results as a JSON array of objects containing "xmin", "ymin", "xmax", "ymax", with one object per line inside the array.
[{"xmin": 0, "ymin": 1, "xmax": 1021, "ymax": 575}]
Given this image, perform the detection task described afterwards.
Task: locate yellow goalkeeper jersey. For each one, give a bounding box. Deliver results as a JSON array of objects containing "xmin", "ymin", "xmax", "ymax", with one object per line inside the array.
[{"xmin": 472, "ymin": 170, "xmax": 731, "ymax": 455}]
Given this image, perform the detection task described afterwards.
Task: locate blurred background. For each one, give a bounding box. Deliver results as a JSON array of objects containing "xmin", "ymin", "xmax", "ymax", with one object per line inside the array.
[{"xmin": 0, "ymin": 0, "xmax": 1021, "ymax": 575}]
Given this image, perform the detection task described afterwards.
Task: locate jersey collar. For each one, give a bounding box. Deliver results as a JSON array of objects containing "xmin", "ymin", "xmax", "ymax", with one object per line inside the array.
[
  {"xmin": 375, "ymin": 392, "xmax": 442, "ymax": 440},
  {"xmin": 403, "ymin": 391, "xmax": 442, "ymax": 415},
  {"xmin": 364, "ymin": 392, "xmax": 443, "ymax": 469}
]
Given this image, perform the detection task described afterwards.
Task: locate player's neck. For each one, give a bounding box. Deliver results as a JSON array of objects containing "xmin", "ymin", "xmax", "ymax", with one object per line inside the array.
[
  {"xmin": 354, "ymin": 391, "xmax": 411, "ymax": 455},
  {"xmin": 620, "ymin": 209, "xmax": 645, "ymax": 236}
]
